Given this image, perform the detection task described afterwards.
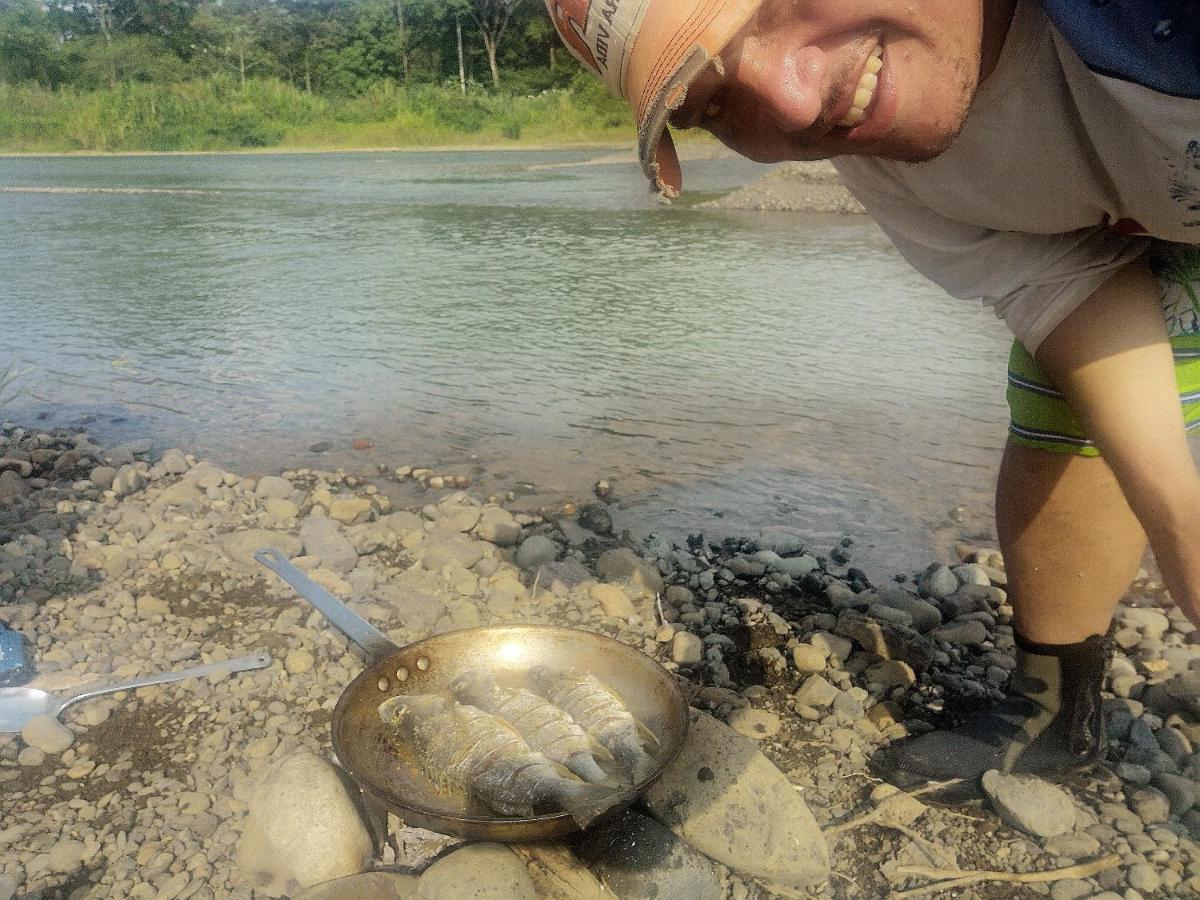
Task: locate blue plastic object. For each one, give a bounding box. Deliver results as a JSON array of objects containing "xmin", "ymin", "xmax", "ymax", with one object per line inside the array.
[{"xmin": 0, "ymin": 623, "xmax": 33, "ymax": 687}]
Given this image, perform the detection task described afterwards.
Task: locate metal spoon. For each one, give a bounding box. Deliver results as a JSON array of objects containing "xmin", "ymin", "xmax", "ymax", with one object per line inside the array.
[{"xmin": 0, "ymin": 651, "xmax": 272, "ymax": 733}]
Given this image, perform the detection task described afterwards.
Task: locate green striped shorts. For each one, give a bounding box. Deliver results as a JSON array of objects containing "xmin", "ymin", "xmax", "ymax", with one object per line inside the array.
[{"xmin": 1008, "ymin": 244, "xmax": 1200, "ymax": 456}]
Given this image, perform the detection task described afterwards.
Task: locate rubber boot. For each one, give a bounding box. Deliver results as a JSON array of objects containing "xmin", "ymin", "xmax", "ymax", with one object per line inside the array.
[{"xmin": 870, "ymin": 631, "xmax": 1111, "ymax": 801}]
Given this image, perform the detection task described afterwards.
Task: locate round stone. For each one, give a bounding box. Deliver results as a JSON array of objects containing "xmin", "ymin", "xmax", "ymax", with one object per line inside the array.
[
  {"xmin": 285, "ymin": 649, "xmax": 315, "ymax": 675},
  {"xmin": 727, "ymin": 708, "xmax": 782, "ymax": 740}
]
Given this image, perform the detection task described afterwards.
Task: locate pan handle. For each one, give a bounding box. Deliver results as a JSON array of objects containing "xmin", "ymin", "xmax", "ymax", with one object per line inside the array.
[{"xmin": 255, "ymin": 547, "xmax": 400, "ymax": 661}]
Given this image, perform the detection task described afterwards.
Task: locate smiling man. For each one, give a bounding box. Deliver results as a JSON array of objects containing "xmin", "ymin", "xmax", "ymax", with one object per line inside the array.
[{"xmin": 546, "ymin": 0, "xmax": 1200, "ymax": 799}]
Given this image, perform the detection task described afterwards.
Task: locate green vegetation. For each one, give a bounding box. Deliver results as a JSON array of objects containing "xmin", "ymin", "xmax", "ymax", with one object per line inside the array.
[
  {"xmin": 0, "ymin": 76, "xmax": 632, "ymax": 152},
  {"xmin": 0, "ymin": 0, "xmax": 636, "ymax": 153}
]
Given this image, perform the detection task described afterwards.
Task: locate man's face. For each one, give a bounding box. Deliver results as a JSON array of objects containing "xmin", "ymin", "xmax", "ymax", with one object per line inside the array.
[{"xmin": 669, "ymin": 0, "xmax": 989, "ymax": 163}]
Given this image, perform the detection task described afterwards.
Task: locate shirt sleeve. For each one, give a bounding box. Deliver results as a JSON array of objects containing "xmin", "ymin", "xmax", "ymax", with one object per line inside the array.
[{"xmin": 832, "ymin": 157, "xmax": 1150, "ymax": 354}]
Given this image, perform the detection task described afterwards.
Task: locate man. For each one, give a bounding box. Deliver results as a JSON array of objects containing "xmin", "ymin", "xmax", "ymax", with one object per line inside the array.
[{"xmin": 544, "ymin": 0, "xmax": 1200, "ymax": 796}]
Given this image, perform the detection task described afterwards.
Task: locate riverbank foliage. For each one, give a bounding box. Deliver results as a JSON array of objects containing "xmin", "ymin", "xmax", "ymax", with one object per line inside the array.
[
  {"xmin": 0, "ymin": 76, "xmax": 632, "ymax": 151},
  {"xmin": 0, "ymin": 0, "xmax": 635, "ymax": 152}
]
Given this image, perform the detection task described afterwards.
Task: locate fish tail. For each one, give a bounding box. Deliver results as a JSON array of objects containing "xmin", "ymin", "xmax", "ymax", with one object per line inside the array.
[
  {"xmin": 612, "ymin": 738, "xmax": 658, "ymax": 785},
  {"xmin": 555, "ymin": 780, "xmax": 624, "ymax": 829},
  {"xmin": 564, "ymin": 753, "xmax": 611, "ymax": 785}
]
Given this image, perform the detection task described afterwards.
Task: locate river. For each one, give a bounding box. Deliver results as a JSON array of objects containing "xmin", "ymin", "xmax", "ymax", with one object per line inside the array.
[{"xmin": 0, "ymin": 148, "xmax": 1013, "ymax": 579}]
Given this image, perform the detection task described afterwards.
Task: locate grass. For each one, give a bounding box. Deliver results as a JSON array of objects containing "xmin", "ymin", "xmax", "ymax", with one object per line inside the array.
[{"xmin": 0, "ymin": 77, "xmax": 638, "ymax": 153}]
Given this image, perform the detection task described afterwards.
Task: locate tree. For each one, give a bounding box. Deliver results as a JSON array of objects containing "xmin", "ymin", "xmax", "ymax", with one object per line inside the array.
[
  {"xmin": 464, "ymin": 0, "xmax": 522, "ymax": 88},
  {"xmin": 0, "ymin": 0, "xmax": 63, "ymax": 86}
]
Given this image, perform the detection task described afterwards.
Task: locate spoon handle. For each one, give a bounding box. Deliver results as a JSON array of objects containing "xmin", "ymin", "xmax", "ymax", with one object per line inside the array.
[{"xmin": 54, "ymin": 652, "xmax": 273, "ymax": 714}]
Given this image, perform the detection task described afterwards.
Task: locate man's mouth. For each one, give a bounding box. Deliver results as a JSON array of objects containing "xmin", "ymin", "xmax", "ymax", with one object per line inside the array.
[{"xmin": 838, "ymin": 45, "xmax": 883, "ymax": 128}]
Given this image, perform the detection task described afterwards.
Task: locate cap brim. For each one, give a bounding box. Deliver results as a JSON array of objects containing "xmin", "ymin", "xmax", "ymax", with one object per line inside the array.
[{"xmin": 637, "ymin": 46, "xmax": 713, "ymax": 199}]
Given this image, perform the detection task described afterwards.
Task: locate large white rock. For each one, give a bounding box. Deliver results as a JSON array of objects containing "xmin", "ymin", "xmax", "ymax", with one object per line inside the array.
[
  {"xmin": 644, "ymin": 710, "xmax": 829, "ymax": 891},
  {"xmin": 237, "ymin": 751, "xmax": 373, "ymax": 898},
  {"xmin": 416, "ymin": 843, "xmax": 536, "ymax": 899}
]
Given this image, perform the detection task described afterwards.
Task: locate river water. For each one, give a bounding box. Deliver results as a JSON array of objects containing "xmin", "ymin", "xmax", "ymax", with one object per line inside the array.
[{"xmin": 0, "ymin": 149, "xmax": 1013, "ymax": 579}]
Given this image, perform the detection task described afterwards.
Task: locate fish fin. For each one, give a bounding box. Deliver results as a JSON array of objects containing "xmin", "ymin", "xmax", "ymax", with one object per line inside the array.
[
  {"xmin": 636, "ymin": 719, "xmax": 661, "ymax": 747},
  {"xmin": 631, "ymin": 753, "xmax": 658, "ymax": 785},
  {"xmin": 565, "ymin": 753, "xmax": 612, "ymax": 785},
  {"xmin": 588, "ymin": 736, "xmax": 616, "ymax": 762},
  {"xmin": 558, "ymin": 782, "xmax": 625, "ymax": 829}
]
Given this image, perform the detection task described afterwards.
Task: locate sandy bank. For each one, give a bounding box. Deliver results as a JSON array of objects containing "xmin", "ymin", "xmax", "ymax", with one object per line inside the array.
[{"xmin": 702, "ymin": 161, "xmax": 865, "ymax": 214}]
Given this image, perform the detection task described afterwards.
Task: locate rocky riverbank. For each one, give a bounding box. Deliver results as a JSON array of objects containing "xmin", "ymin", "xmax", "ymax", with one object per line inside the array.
[
  {"xmin": 2, "ymin": 424, "xmax": 1199, "ymax": 899},
  {"xmin": 700, "ymin": 161, "xmax": 865, "ymax": 214}
]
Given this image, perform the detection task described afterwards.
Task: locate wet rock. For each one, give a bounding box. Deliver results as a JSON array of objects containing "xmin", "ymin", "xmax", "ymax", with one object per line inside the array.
[
  {"xmin": 515, "ymin": 535, "xmax": 559, "ymax": 571},
  {"xmin": 981, "ymin": 770, "xmax": 1076, "ymax": 837},
  {"xmin": 576, "ymin": 504, "xmax": 613, "ymax": 535},
  {"xmin": 1152, "ymin": 772, "xmax": 1197, "ymax": 816},
  {"xmin": 416, "ymin": 843, "xmax": 535, "ymax": 899},
  {"xmin": 918, "ymin": 564, "xmax": 959, "ymax": 600},
  {"xmin": 876, "ymin": 587, "xmax": 942, "ymax": 633},
  {"xmin": 575, "ymin": 811, "xmax": 723, "ymax": 900},
  {"xmin": 644, "ymin": 710, "xmax": 829, "ymax": 891},
  {"xmin": 931, "ymin": 620, "xmax": 990, "ymax": 646},
  {"xmin": 238, "ymin": 751, "xmax": 372, "ymax": 898}
]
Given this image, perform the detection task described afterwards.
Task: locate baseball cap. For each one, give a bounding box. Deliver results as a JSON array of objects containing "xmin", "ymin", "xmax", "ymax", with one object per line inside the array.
[{"xmin": 544, "ymin": 0, "xmax": 759, "ymax": 198}]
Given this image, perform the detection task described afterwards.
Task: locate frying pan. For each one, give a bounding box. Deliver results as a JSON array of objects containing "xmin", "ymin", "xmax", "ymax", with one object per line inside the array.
[{"xmin": 255, "ymin": 547, "xmax": 690, "ymax": 841}]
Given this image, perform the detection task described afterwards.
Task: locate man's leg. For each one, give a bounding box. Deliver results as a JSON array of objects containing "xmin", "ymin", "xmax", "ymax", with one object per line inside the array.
[
  {"xmin": 870, "ymin": 440, "xmax": 1132, "ymax": 796},
  {"xmin": 997, "ymin": 440, "xmax": 1148, "ymax": 644}
]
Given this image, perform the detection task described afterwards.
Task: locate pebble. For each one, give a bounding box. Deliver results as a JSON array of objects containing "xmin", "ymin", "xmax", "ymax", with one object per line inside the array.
[
  {"xmin": 589, "ymin": 583, "xmax": 636, "ymax": 619},
  {"xmin": 795, "ymin": 674, "xmax": 840, "ymax": 708},
  {"xmin": 727, "ymin": 708, "xmax": 782, "ymax": 739},
  {"xmin": 284, "ymin": 649, "xmax": 315, "ymax": 675},
  {"xmin": 981, "ymin": 770, "xmax": 1076, "ymax": 837},
  {"xmin": 20, "ymin": 715, "xmax": 74, "ymax": 754},
  {"xmin": 1126, "ymin": 861, "xmax": 1161, "ymax": 893},
  {"xmin": 791, "ymin": 643, "xmax": 828, "ymax": 672},
  {"xmin": 672, "ymin": 631, "xmax": 704, "ymax": 665}
]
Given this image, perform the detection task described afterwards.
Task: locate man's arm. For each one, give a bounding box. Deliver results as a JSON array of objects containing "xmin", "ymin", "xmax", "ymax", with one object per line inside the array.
[{"xmin": 1034, "ymin": 261, "xmax": 1200, "ymax": 626}]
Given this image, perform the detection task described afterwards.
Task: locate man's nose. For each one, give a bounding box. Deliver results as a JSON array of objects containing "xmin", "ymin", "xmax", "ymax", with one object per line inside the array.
[{"xmin": 743, "ymin": 42, "xmax": 828, "ymax": 133}]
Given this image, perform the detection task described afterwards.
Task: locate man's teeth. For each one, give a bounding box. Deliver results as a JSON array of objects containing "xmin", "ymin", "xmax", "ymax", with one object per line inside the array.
[{"xmin": 839, "ymin": 46, "xmax": 883, "ymax": 127}]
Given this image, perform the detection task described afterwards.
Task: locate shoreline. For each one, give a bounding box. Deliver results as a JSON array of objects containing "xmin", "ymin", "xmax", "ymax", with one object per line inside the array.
[
  {"xmin": 1, "ymin": 423, "xmax": 1197, "ymax": 897},
  {"xmin": 0, "ymin": 140, "xmax": 634, "ymax": 160}
]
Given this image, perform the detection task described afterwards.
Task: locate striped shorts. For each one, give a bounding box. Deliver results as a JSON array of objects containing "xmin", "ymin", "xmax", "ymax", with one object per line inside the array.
[{"xmin": 1007, "ymin": 244, "xmax": 1200, "ymax": 456}]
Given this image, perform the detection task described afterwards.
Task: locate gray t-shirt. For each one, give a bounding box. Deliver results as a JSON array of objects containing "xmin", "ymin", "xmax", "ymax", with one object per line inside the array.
[{"xmin": 833, "ymin": 0, "xmax": 1200, "ymax": 352}]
